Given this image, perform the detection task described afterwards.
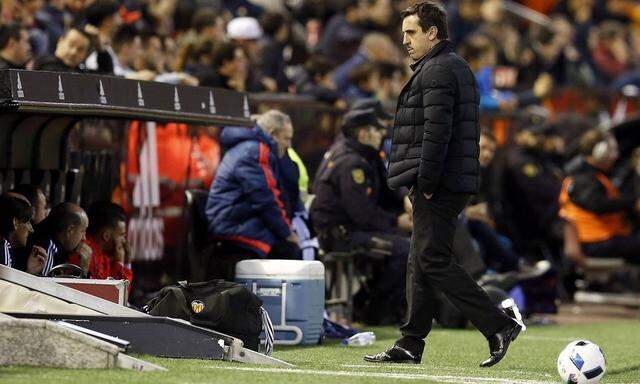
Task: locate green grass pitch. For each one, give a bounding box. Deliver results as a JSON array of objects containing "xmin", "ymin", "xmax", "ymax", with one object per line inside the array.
[{"xmin": 1, "ymin": 320, "xmax": 639, "ymax": 384}]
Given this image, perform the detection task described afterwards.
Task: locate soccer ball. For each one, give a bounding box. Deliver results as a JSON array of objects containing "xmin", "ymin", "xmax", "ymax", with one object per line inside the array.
[{"xmin": 557, "ymin": 340, "xmax": 606, "ymax": 384}]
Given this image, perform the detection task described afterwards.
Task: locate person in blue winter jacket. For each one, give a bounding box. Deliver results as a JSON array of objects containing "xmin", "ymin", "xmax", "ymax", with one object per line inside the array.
[{"xmin": 205, "ymin": 110, "xmax": 301, "ymax": 275}]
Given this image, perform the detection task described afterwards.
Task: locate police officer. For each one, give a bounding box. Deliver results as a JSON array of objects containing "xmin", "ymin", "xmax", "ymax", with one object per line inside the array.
[
  {"xmin": 502, "ymin": 123, "xmax": 564, "ymax": 255},
  {"xmin": 311, "ymin": 108, "xmax": 411, "ymax": 324}
]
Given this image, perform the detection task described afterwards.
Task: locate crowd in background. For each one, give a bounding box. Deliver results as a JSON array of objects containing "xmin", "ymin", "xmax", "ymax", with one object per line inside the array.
[{"xmin": 2, "ymin": 0, "xmax": 640, "ymax": 106}]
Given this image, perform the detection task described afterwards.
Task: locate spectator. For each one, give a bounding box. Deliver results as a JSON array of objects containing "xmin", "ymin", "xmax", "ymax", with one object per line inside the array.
[
  {"xmin": 591, "ymin": 21, "xmax": 631, "ymax": 84},
  {"xmin": 34, "ymin": 0, "xmax": 67, "ymax": 55},
  {"xmin": 332, "ymin": 33, "xmax": 401, "ymax": 95},
  {"xmin": 344, "ymin": 62, "xmax": 380, "ymax": 101},
  {"xmin": 205, "ymin": 110, "xmax": 301, "ymax": 279},
  {"xmin": 181, "ymin": 37, "xmax": 217, "ymax": 85},
  {"xmin": 0, "ymin": 194, "xmax": 33, "ymax": 270},
  {"xmin": 206, "ymin": 40, "xmax": 248, "ymax": 91},
  {"xmin": 227, "ymin": 16, "xmax": 273, "ymax": 92},
  {"xmin": 192, "ymin": 9, "xmax": 226, "ymax": 44},
  {"xmin": 10, "ymin": 184, "xmax": 48, "ymax": 225},
  {"xmin": 109, "ymin": 24, "xmax": 144, "ymax": 78},
  {"xmin": 0, "ymin": 23, "xmax": 32, "ymax": 70},
  {"xmin": 366, "ymin": 0, "xmax": 394, "ymax": 30},
  {"xmin": 295, "ymin": 55, "xmax": 343, "ymax": 105},
  {"xmin": 84, "ymin": 0, "xmax": 122, "ymax": 74},
  {"xmin": 316, "ymin": 0, "xmax": 368, "ymax": 65},
  {"xmin": 256, "ymin": 11, "xmax": 291, "ymax": 92},
  {"xmin": 33, "ymin": 28, "xmax": 91, "ymax": 72},
  {"xmin": 135, "ymin": 32, "xmax": 167, "ymax": 75},
  {"xmin": 30, "ymin": 202, "xmax": 89, "ymax": 276},
  {"xmin": 176, "ymin": 8, "xmax": 226, "ymax": 71},
  {"xmin": 461, "ymin": 34, "xmax": 517, "ymax": 111},
  {"xmin": 135, "ymin": 32, "xmax": 199, "ymax": 85},
  {"xmin": 68, "ymin": 202, "xmax": 133, "ymax": 282},
  {"xmin": 447, "ymin": 0, "xmax": 483, "ymax": 46},
  {"xmin": 20, "ymin": 0, "xmax": 49, "ymax": 56},
  {"xmin": 461, "ymin": 33, "xmax": 554, "ymax": 112}
]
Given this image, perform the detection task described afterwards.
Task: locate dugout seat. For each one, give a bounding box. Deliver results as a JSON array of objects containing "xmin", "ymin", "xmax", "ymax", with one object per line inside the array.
[
  {"xmin": 563, "ymin": 221, "xmax": 640, "ymax": 306},
  {"xmin": 320, "ymin": 243, "xmax": 390, "ymax": 325}
]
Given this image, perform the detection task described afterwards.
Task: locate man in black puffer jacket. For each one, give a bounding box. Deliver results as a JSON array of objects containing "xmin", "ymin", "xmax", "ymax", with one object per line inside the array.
[{"xmin": 365, "ymin": 1, "xmax": 520, "ymax": 368}]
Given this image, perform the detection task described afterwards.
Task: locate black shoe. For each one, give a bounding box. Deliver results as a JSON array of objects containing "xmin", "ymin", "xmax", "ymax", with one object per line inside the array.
[
  {"xmin": 364, "ymin": 345, "xmax": 422, "ymax": 364},
  {"xmin": 479, "ymin": 320, "xmax": 522, "ymax": 368}
]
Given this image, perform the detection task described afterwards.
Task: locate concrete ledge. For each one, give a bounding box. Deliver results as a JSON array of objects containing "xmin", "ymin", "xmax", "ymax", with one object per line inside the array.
[{"xmin": 0, "ymin": 317, "xmax": 165, "ymax": 371}]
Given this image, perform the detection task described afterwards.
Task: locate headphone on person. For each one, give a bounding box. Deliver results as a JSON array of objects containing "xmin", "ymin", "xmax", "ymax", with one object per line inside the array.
[
  {"xmin": 592, "ymin": 138, "xmax": 612, "ymax": 163},
  {"xmin": 580, "ymin": 129, "xmax": 615, "ymax": 163}
]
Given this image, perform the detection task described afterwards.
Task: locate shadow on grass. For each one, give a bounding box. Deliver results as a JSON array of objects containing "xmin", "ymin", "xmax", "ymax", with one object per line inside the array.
[{"xmin": 275, "ymin": 339, "xmax": 344, "ymax": 351}]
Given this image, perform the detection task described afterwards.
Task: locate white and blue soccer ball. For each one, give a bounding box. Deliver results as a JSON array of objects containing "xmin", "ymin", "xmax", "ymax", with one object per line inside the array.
[{"xmin": 557, "ymin": 340, "xmax": 606, "ymax": 384}]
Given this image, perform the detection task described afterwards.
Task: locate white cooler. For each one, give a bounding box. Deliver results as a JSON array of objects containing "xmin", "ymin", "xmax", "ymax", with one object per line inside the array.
[{"xmin": 235, "ymin": 259, "xmax": 324, "ymax": 345}]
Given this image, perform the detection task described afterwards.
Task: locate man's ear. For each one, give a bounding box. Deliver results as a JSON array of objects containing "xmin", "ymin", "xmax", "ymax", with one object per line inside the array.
[
  {"xmin": 66, "ymin": 225, "xmax": 76, "ymax": 239},
  {"xmin": 7, "ymin": 37, "xmax": 17, "ymax": 50},
  {"xmin": 12, "ymin": 218, "xmax": 19, "ymax": 232},
  {"xmin": 101, "ymin": 228, "xmax": 112, "ymax": 243},
  {"xmin": 428, "ymin": 26, "xmax": 438, "ymax": 41}
]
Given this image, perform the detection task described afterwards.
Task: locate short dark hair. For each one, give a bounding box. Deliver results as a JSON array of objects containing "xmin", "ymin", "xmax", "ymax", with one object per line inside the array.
[
  {"xmin": 0, "ymin": 23, "xmax": 24, "ymax": 50},
  {"xmin": 87, "ymin": 201, "xmax": 126, "ymax": 236},
  {"xmin": 343, "ymin": 124, "xmax": 366, "ymax": 140},
  {"xmin": 458, "ymin": 34, "xmax": 494, "ymax": 62},
  {"xmin": 260, "ymin": 12, "xmax": 286, "ymax": 36},
  {"xmin": 212, "ymin": 41, "xmax": 237, "ymax": 68},
  {"xmin": 305, "ymin": 55, "xmax": 334, "ymax": 78},
  {"xmin": 348, "ymin": 62, "xmax": 379, "ymax": 85},
  {"xmin": 400, "ymin": 1, "xmax": 449, "ymax": 40},
  {"xmin": 46, "ymin": 203, "xmax": 83, "ymax": 235},
  {"xmin": 61, "ymin": 28, "xmax": 92, "ymax": 43},
  {"xmin": 342, "ymin": 0, "xmax": 360, "ymax": 10},
  {"xmin": 11, "ymin": 184, "xmax": 42, "ymax": 208},
  {"xmin": 0, "ymin": 195, "xmax": 32, "ymax": 237},
  {"xmin": 112, "ymin": 25, "xmax": 138, "ymax": 50},
  {"xmin": 85, "ymin": 0, "xmax": 119, "ymax": 27},
  {"xmin": 192, "ymin": 9, "xmax": 219, "ymax": 33}
]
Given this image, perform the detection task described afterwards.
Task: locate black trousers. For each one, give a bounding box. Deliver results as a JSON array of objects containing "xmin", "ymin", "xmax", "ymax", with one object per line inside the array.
[
  {"xmin": 582, "ymin": 235, "xmax": 640, "ymax": 264},
  {"xmin": 351, "ymin": 230, "xmax": 409, "ymax": 324},
  {"xmin": 319, "ymin": 227, "xmax": 410, "ymax": 324},
  {"xmin": 396, "ymin": 188, "xmax": 511, "ymax": 354}
]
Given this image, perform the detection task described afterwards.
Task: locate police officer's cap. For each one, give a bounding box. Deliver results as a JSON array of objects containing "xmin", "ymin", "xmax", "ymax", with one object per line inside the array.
[
  {"xmin": 350, "ymin": 98, "xmax": 393, "ymax": 120},
  {"xmin": 520, "ymin": 105, "xmax": 552, "ymax": 134},
  {"xmin": 341, "ymin": 109, "xmax": 385, "ymax": 134}
]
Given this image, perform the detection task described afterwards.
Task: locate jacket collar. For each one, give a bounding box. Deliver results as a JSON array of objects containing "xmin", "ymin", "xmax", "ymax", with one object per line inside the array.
[
  {"xmin": 409, "ymin": 40, "xmax": 453, "ymax": 72},
  {"xmin": 574, "ymin": 158, "xmax": 610, "ymax": 176},
  {"xmin": 342, "ymin": 136, "xmax": 380, "ymax": 160}
]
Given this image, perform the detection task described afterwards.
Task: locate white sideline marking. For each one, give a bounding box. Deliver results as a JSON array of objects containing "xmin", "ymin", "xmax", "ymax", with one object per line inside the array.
[
  {"xmin": 341, "ymin": 364, "xmax": 553, "ymax": 378},
  {"xmin": 206, "ymin": 365, "xmax": 558, "ymax": 384}
]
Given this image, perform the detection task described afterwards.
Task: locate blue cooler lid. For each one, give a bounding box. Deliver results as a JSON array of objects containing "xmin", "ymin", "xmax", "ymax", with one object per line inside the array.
[{"xmin": 235, "ymin": 260, "xmax": 324, "ymax": 280}]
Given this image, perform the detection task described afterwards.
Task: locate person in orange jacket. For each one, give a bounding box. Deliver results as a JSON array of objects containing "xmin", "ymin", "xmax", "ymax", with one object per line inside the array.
[{"xmin": 559, "ymin": 129, "xmax": 640, "ymax": 266}]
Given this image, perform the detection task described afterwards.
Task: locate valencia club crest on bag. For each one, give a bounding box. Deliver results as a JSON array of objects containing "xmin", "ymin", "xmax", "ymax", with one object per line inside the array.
[{"xmin": 191, "ymin": 300, "xmax": 205, "ymax": 314}]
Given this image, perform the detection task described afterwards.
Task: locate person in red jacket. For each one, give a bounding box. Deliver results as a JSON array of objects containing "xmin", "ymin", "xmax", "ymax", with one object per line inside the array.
[{"xmin": 70, "ymin": 202, "xmax": 132, "ymax": 283}]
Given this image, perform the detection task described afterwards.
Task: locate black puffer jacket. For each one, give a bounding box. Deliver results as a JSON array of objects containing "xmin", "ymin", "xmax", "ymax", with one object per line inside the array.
[{"xmin": 387, "ymin": 40, "xmax": 480, "ymax": 195}]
